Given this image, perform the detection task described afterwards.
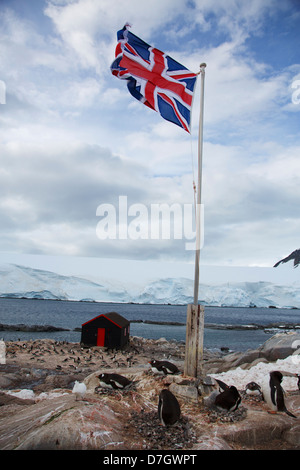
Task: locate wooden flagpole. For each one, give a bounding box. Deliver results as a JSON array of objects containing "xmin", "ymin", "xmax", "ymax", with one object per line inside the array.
[{"xmin": 184, "ymin": 63, "xmax": 206, "ymax": 378}]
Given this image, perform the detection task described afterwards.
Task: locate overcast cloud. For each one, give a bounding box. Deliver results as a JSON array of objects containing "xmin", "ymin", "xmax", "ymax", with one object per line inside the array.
[{"xmin": 0, "ymin": 0, "xmax": 299, "ymax": 272}]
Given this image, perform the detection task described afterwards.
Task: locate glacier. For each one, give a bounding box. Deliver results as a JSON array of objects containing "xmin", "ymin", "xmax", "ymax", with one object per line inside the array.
[{"xmin": 0, "ymin": 263, "xmax": 299, "ymax": 308}]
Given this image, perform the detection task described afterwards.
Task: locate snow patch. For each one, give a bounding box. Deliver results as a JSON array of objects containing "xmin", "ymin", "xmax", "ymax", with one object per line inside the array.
[
  {"xmin": 211, "ymin": 354, "xmax": 299, "ymax": 391},
  {"xmin": 6, "ymin": 389, "xmax": 35, "ymax": 400}
]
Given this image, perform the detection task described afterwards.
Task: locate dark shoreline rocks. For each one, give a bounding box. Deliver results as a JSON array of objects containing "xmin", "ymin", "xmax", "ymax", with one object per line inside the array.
[
  {"xmin": 0, "ymin": 323, "xmax": 69, "ymax": 332},
  {"xmin": 131, "ymin": 319, "xmax": 185, "ymax": 326},
  {"xmin": 205, "ymin": 322, "xmax": 300, "ymax": 331},
  {"xmin": 131, "ymin": 319, "xmax": 300, "ymax": 331},
  {"xmin": 1, "ymin": 319, "xmax": 299, "ymax": 333}
]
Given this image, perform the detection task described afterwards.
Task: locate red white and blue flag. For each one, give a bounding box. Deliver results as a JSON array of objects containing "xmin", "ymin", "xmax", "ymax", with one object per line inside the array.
[{"xmin": 111, "ymin": 25, "xmax": 197, "ymax": 133}]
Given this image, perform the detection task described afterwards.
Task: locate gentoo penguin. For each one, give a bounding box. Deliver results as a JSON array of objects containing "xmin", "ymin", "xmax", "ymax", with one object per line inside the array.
[
  {"xmin": 158, "ymin": 389, "xmax": 181, "ymax": 426},
  {"xmin": 149, "ymin": 359, "xmax": 179, "ymax": 375},
  {"xmin": 261, "ymin": 371, "xmax": 297, "ymax": 418},
  {"xmin": 203, "ymin": 378, "xmax": 233, "ymax": 409},
  {"xmin": 72, "ymin": 381, "xmax": 87, "ymax": 401},
  {"xmin": 245, "ymin": 381, "xmax": 262, "ymax": 396},
  {"xmin": 215, "ymin": 385, "xmax": 241, "ymax": 412},
  {"xmin": 98, "ymin": 372, "xmax": 132, "ymax": 390}
]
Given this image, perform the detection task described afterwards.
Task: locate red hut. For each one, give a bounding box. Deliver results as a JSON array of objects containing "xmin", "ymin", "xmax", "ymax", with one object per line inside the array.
[{"xmin": 81, "ymin": 312, "xmax": 130, "ymax": 349}]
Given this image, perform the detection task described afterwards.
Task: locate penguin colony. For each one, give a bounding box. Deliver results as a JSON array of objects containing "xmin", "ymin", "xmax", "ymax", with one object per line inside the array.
[
  {"xmin": 6, "ymin": 339, "xmax": 299, "ymax": 422},
  {"xmin": 95, "ymin": 359, "xmax": 299, "ymax": 427},
  {"xmin": 4, "ymin": 338, "xmax": 299, "ymax": 450},
  {"xmin": 96, "ymin": 359, "xmax": 182, "ymax": 426},
  {"xmin": 5, "ymin": 339, "xmax": 140, "ymax": 370}
]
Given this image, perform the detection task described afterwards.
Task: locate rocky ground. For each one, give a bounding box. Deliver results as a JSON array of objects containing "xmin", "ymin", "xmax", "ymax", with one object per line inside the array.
[{"xmin": 0, "ymin": 333, "xmax": 300, "ymax": 451}]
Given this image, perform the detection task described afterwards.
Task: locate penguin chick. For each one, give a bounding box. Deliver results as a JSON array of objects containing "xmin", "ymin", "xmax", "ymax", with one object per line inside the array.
[
  {"xmin": 261, "ymin": 371, "xmax": 297, "ymax": 418},
  {"xmin": 72, "ymin": 381, "xmax": 87, "ymax": 401},
  {"xmin": 158, "ymin": 389, "xmax": 181, "ymax": 426},
  {"xmin": 98, "ymin": 372, "xmax": 132, "ymax": 390},
  {"xmin": 245, "ymin": 381, "xmax": 262, "ymax": 396}
]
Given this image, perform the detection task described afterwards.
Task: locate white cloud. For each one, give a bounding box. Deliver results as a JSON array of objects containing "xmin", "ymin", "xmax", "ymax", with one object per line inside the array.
[
  {"xmin": 0, "ymin": 0, "xmax": 299, "ymax": 269},
  {"xmin": 44, "ymin": 0, "xmax": 186, "ymax": 74},
  {"xmin": 60, "ymin": 77, "xmax": 103, "ymax": 108},
  {"xmin": 192, "ymin": 0, "xmax": 288, "ymax": 39},
  {"xmin": 188, "ymin": 41, "xmax": 292, "ymax": 139},
  {"xmin": 198, "ymin": 140, "xmax": 300, "ymax": 266}
]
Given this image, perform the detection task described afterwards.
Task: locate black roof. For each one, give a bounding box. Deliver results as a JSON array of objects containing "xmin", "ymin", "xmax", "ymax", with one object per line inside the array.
[
  {"xmin": 82, "ymin": 311, "xmax": 129, "ymax": 328},
  {"xmin": 104, "ymin": 311, "xmax": 129, "ymax": 327}
]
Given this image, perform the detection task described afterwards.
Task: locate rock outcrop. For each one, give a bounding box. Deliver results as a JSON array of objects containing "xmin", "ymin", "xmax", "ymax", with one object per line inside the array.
[{"xmin": 203, "ymin": 331, "xmax": 300, "ymax": 374}]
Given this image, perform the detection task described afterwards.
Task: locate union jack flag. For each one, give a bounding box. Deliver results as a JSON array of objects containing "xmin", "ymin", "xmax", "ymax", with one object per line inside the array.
[{"xmin": 111, "ymin": 25, "xmax": 197, "ymax": 133}]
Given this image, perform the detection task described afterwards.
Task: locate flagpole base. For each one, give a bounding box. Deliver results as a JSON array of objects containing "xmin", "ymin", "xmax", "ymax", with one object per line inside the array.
[{"xmin": 184, "ymin": 304, "xmax": 205, "ymax": 378}]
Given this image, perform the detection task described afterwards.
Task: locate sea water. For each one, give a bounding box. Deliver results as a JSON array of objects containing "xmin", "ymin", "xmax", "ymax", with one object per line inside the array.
[{"xmin": 0, "ymin": 298, "xmax": 299, "ymax": 352}]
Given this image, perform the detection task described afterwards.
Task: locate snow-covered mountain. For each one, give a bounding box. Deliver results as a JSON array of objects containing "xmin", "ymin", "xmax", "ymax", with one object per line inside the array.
[
  {"xmin": 0, "ymin": 264, "xmax": 127, "ymax": 303},
  {"xmin": 0, "ymin": 263, "xmax": 299, "ymax": 308}
]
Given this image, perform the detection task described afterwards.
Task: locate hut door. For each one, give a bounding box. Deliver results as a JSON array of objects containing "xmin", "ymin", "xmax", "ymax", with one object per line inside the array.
[{"xmin": 97, "ymin": 328, "xmax": 105, "ymax": 346}]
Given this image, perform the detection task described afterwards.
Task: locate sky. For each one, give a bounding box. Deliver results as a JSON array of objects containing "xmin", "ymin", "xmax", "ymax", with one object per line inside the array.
[{"xmin": 0, "ymin": 0, "xmax": 300, "ymax": 286}]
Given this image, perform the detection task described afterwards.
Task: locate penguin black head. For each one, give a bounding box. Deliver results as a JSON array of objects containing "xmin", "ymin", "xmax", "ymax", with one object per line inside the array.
[
  {"xmin": 98, "ymin": 373, "xmax": 107, "ymax": 380},
  {"xmin": 149, "ymin": 359, "xmax": 162, "ymax": 372},
  {"xmin": 270, "ymin": 371, "xmax": 283, "ymax": 384},
  {"xmin": 246, "ymin": 381, "xmax": 261, "ymax": 390},
  {"xmin": 229, "ymin": 385, "xmax": 240, "ymax": 398}
]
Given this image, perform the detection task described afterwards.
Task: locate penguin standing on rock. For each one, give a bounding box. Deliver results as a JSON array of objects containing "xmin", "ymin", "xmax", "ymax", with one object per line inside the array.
[
  {"xmin": 97, "ymin": 372, "xmax": 132, "ymax": 390},
  {"xmin": 158, "ymin": 389, "xmax": 181, "ymax": 426},
  {"xmin": 149, "ymin": 359, "xmax": 179, "ymax": 375},
  {"xmin": 261, "ymin": 371, "xmax": 297, "ymax": 418}
]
